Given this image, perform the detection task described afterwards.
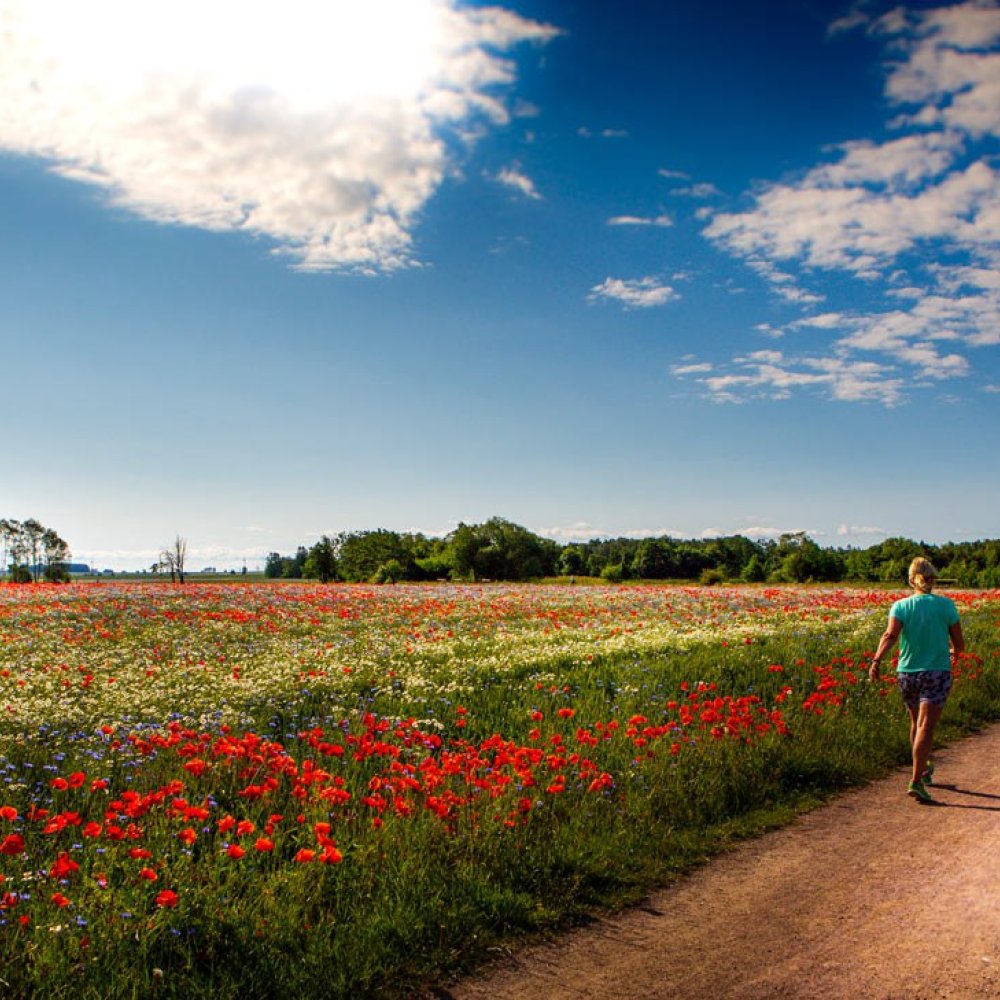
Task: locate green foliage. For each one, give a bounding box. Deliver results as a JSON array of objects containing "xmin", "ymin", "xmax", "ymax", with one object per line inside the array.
[
  {"xmin": 259, "ymin": 520, "xmax": 1000, "ymax": 587},
  {"xmin": 1, "ymin": 516, "xmax": 71, "ymax": 582},
  {"xmin": 447, "ymin": 517, "xmax": 557, "ymax": 581},
  {"xmin": 303, "ymin": 536, "xmax": 338, "ymax": 583}
]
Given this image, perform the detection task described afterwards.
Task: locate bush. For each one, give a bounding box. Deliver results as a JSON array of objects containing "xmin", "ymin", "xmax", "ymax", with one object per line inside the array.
[{"xmin": 373, "ymin": 559, "xmax": 404, "ymax": 584}]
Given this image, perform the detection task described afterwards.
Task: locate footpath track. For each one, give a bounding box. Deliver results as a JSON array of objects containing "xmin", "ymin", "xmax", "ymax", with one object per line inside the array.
[{"xmin": 443, "ymin": 723, "xmax": 1000, "ymax": 1000}]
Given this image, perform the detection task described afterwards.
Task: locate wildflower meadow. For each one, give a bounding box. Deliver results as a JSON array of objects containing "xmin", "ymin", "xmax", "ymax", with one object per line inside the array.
[{"xmin": 2, "ymin": 581, "xmax": 999, "ymax": 997}]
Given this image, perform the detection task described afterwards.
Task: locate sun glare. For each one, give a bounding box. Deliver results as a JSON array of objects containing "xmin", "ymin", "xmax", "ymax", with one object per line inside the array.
[{"xmin": 13, "ymin": 0, "xmax": 453, "ymax": 109}]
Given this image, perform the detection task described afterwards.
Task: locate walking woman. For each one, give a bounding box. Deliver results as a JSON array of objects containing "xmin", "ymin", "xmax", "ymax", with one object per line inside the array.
[{"xmin": 869, "ymin": 557, "xmax": 965, "ymax": 803}]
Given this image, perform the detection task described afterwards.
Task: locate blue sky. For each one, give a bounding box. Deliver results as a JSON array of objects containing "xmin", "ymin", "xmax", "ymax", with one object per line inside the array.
[{"xmin": 2, "ymin": 0, "xmax": 999, "ymax": 570}]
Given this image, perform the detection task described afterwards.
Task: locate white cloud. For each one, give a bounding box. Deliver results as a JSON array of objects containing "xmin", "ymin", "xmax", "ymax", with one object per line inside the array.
[
  {"xmin": 0, "ymin": 0, "xmax": 558, "ymax": 272},
  {"xmin": 588, "ymin": 276, "xmax": 679, "ymax": 308},
  {"xmin": 493, "ymin": 164, "xmax": 542, "ymax": 200},
  {"xmin": 658, "ymin": 167, "xmax": 690, "ymax": 180},
  {"xmin": 606, "ymin": 214, "xmax": 673, "ymax": 227},
  {"xmin": 697, "ymin": 0, "xmax": 1000, "ymax": 404},
  {"xmin": 738, "ymin": 525, "xmax": 823, "ymax": 540},
  {"xmin": 669, "ymin": 182, "xmax": 721, "ymax": 198},
  {"xmin": 671, "ymin": 362, "xmax": 714, "ymax": 375},
  {"xmin": 837, "ymin": 523, "xmax": 887, "ymax": 537},
  {"xmin": 681, "ymin": 350, "xmax": 906, "ymax": 405}
]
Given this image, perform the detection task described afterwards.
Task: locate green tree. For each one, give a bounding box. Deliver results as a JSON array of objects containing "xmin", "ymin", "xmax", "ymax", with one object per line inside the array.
[
  {"xmin": 336, "ymin": 530, "xmax": 415, "ymax": 582},
  {"xmin": 303, "ymin": 537, "xmax": 338, "ymax": 583}
]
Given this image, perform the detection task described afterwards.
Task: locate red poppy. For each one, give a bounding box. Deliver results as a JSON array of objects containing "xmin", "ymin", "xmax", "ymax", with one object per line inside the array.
[
  {"xmin": 226, "ymin": 844, "xmax": 246, "ymax": 860},
  {"xmin": 155, "ymin": 889, "xmax": 179, "ymax": 908},
  {"xmin": 49, "ymin": 853, "xmax": 80, "ymax": 880},
  {"xmin": 0, "ymin": 806, "xmax": 17, "ymax": 822},
  {"xmin": 138, "ymin": 867, "xmax": 157, "ymax": 881},
  {"xmin": 0, "ymin": 834, "xmax": 25, "ymax": 856},
  {"xmin": 254, "ymin": 837, "xmax": 274, "ymax": 853},
  {"xmin": 293, "ymin": 848, "xmax": 315, "ymax": 863},
  {"xmin": 50, "ymin": 893, "xmax": 71, "ymax": 908}
]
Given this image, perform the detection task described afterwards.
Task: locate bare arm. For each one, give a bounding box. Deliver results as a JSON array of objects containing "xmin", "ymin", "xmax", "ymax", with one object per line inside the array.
[
  {"xmin": 869, "ymin": 617, "xmax": 902, "ymax": 680},
  {"xmin": 949, "ymin": 621, "xmax": 965, "ymax": 658}
]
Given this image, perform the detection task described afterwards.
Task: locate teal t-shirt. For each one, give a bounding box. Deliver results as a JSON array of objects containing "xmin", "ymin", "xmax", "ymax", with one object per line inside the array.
[{"xmin": 889, "ymin": 593, "xmax": 959, "ymax": 673}]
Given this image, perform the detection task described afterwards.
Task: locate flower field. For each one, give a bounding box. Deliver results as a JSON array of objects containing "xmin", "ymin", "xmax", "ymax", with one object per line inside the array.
[{"xmin": 2, "ymin": 582, "xmax": 999, "ymax": 998}]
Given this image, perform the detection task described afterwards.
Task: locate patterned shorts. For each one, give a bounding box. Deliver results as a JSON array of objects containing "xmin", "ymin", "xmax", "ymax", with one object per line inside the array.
[{"xmin": 897, "ymin": 670, "xmax": 952, "ymax": 710}]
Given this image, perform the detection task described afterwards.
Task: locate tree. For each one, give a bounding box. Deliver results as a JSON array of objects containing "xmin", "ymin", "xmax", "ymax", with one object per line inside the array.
[
  {"xmin": 0, "ymin": 518, "xmax": 72, "ymax": 583},
  {"xmin": 336, "ymin": 530, "xmax": 415, "ymax": 582},
  {"xmin": 303, "ymin": 537, "xmax": 338, "ymax": 583},
  {"xmin": 160, "ymin": 536, "xmax": 188, "ymax": 584},
  {"xmin": 0, "ymin": 519, "xmax": 20, "ymax": 579},
  {"xmin": 41, "ymin": 528, "xmax": 70, "ymax": 582},
  {"xmin": 21, "ymin": 519, "xmax": 45, "ymax": 582}
]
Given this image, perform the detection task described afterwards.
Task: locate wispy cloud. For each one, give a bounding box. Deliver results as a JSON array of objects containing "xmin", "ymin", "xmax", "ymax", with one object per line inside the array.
[
  {"xmin": 669, "ymin": 182, "xmax": 722, "ymax": 198},
  {"xmin": 0, "ymin": 0, "xmax": 559, "ymax": 272},
  {"xmin": 493, "ymin": 164, "xmax": 543, "ymax": 200},
  {"xmin": 579, "ymin": 126, "xmax": 629, "ymax": 139},
  {"xmin": 671, "ymin": 362, "xmax": 713, "ymax": 375},
  {"xmin": 657, "ymin": 167, "xmax": 691, "ymax": 180},
  {"xmin": 606, "ymin": 214, "xmax": 673, "ymax": 227},
  {"xmin": 674, "ymin": 349, "xmax": 905, "ymax": 405},
  {"xmin": 837, "ymin": 523, "xmax": 886, "ymax": 537},
  {"xmin": 588, "ymin": 276, "xmax": 679, "ymax": 308}
]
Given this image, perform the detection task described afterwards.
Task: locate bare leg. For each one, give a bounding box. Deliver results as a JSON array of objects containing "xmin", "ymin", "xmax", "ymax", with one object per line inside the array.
[
  {"xmin": 905, "ymin": 704, "xmax": 918, "ymax": 753},
  {"xmin": 911, "ymin": 702, "xmax": 943, "ymax": 783}
]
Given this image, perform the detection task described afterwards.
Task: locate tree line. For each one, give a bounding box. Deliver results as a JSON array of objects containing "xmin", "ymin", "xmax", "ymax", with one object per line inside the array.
[
  {"xmin": 0, "ymin": 518, "xmax": 71, "ymax": 582},
  {"xmin": 263, "ymin": 517, "xmax": 1000, "ymax": 588}
]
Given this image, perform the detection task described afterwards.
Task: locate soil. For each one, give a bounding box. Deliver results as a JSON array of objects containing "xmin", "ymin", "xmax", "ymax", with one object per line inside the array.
[{"xmin": 439, "ymin": 724, "xmax": 1000, "ymax": 999}]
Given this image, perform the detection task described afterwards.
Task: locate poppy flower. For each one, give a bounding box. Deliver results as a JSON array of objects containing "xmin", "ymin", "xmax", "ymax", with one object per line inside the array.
[
  {"xmin": 49, "ymin": 853, "xmax": 80, "ymax": 880},
  {"xmin": 0, "ymin": 834, "xmax": 25, "ymax": 856},
  {"xmin": 50, "ymin": 893, "xmax": 71, "ymax": 908},
  {"xmin": 155, "ymin": 889, "xmax": 179, "ymax": 908},
  {"xmin": 139, "ymin": 867, "xmax": 158, "ymax": 881},
  {"xmin": 226, "ymin": 844, "xmax": 246, "ymax": 860}
]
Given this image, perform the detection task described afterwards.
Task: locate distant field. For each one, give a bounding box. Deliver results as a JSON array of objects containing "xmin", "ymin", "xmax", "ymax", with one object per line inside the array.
[{"xmin": 1, "ymin": 582, "xmax": 998, "ymax": 998}]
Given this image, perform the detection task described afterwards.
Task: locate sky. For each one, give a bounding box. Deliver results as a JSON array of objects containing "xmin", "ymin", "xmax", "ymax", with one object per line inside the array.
[{"xmin": 2, "ymin": 0, "xmax": 999, "ymax": 571}]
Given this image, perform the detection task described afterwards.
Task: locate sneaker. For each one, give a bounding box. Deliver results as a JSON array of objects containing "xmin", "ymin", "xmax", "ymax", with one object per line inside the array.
[
  {"xmin": 921, "ymin": 761, "xmax": 935, "ymax": 785},
  {"xmin": 908, "ymin": 779, "xmax": 934, "ymax": 803}
]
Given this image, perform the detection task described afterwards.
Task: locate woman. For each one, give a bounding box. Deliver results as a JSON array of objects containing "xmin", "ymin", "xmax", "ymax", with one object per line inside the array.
[{"xmin": 869, "ymin": 557, "xmax": 965, "ymax": 803}]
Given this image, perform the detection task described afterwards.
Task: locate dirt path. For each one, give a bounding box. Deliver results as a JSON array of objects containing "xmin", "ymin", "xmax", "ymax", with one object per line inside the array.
[{"xmin": 442, "ymin": 724, "xmax": 1000, "ymax": 999}]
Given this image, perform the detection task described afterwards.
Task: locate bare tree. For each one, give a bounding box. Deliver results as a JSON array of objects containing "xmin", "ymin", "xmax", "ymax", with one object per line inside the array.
[
  {"xmin": 160, "ymin": 536, "xmax": 188, "ymax": 584},
  {"xmin": 0, "ymin": 519, "xmax": 18, "ymax": 579}
]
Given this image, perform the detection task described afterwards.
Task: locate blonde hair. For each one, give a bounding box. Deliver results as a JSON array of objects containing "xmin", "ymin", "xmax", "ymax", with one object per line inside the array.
[{"xmin": 909, "ymin": 556, "xmax": 938, "ymax": 594}]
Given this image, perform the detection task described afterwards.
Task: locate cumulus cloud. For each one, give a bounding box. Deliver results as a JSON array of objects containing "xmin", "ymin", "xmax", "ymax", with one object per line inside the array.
[
  {"xmin": 695, "ymin": 0, "xmax": 1000, "ymax": 405},
  {"xmin": 0, "ymin": 0, "xmax": 558, "ymax": 271},
  {"xmin": 588, "ymin": 276, "xmax": 679, "ymax": 308}
]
